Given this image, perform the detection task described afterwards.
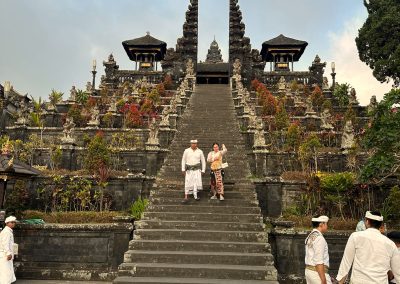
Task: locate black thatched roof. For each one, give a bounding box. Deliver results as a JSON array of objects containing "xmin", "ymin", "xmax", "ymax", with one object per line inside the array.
[
  {"xmin": 197, "ymin": 63, "xmax": 229, "ymax": 74},
  {"xmin": 122, "ymin": 33, "xmax": 167, "ymax": 62},
  {"xmin": 0, "ymin": 155, "xmax": 41, "ymax": 177},
  {"xmin": 261, "ymin": 34, "xmax": 308, "ymax": 62}
]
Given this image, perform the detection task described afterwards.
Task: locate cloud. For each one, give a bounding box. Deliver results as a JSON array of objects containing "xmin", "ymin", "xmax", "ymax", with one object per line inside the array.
[{"xmin": 328, "ymin": 15, "xmax": 392, "ymax": 105}]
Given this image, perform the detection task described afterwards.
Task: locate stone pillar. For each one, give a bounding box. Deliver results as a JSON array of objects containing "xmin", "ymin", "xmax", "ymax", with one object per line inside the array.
[
  {"xmin": 169, "ymin": 114, "xmax": 178, "ymax": 130},
  {"xmin": 159, "ymin": 126, "xmax": 171, "ymax": 149},
  {"xmin": 253, "ymin": 146, "xmax": 268, "ymax": 178},
  {"xmin": 145, "ymin": 143, "xmax": 161, "ymax": 176},
  {"xmin": 60, "ymin": 143, "xmax": 77, "ymax": 171},
  {"xmin": 246, "ymin": 129, "xmax": 255, "ymax": 150}
]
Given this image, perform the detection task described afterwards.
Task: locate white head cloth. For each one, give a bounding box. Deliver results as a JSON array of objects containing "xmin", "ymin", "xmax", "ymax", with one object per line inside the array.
[
  {"xmin": 190, "ymin": 140, "xmax": 198, "ymax": 144},
  {"xmin": 365, "ymin": 211, "xmax": 383, "ymax": 221},
  {"xmin": 5, "ymin": 216, "xmax": 17, "ymax": 223},
  {"xmin": 311, "ymin": 215, "xmax": 329, "ymax": 223}
]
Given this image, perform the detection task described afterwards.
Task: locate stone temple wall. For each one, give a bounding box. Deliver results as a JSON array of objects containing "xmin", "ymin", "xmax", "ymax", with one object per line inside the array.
[{"xmin": 14, "ymin": 222, "xmax": 133, "ymax": 281}]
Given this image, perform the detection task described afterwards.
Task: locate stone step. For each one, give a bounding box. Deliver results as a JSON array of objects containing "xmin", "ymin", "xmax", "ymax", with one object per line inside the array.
[
  {"xmin": 128, "ymin": 240, "xmax": 270, "ymax": 253},
  {"xmin": 123, "ymin": 250, "xmax": 273, "ymax": 266},
  {"xmin": 146, "ymin": 205, "xmax": 261, "ymax": 214},
  {"xmin": 135, "ymin": 220, "xmax": 264, "ymax": 231},
  {"xmin": 150, "ymin": 197, "xmax": 259, "ymax": 206},
  {"xmin": 117, "ymin": 263, "xmax": 277, "ymax": 280},
  {"xmin": 143, "ymin": 212, "xmax": 262, "ymax": 223},
  {"xmin": 114, "ymin": 276, "xmax": 279, "ymax": 284},
  {"xmin": 150, "ymin": 190, "xmax": 257, "ymax": 199},
  {"xmin": 133, "ymin": 229, "xmax": 267, "ymax": 242}
]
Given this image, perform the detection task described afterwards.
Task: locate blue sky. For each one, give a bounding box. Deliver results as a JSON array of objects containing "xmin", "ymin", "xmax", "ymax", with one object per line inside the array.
[{"xmin": 0, "ymin": 0, "xmax": 392, "ymax": 105}]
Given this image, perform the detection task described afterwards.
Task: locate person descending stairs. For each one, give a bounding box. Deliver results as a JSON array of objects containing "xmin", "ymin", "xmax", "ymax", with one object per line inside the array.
[{"xmin": 113, "ymin": 85, "xmax": 278, "ymax": 284}]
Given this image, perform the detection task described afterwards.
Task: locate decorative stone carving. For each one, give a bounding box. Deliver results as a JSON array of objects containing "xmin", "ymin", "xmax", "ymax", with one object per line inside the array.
[
  {"xmin": 305, "ymin": 96, "xmax": 317, "ymax": 116},
  {"xmin": 367, "ymin": 95, "xmax": 378, "ymax": 114},
  {"xmin": 233, "ymin": 59, "xmax": 242, "ymax": 76},
  {"xmin": 278, "ymin": 76, "xmax": 286, "ymax": 91},
  {"xmin": 294, "ymin": 90, "xmax": 304, "ymax": 108},
  {"xmin": 349, "ymin": 88, "xmax": 359, "ymax": 105},
  {"xmin": 146, "ymin": 118, "xmax": 160, "ymax": 150},
  {"xmin": 108, "ymin": 97, "xmax": 117, "ymax": 113},
  {"xmin": 160, "ymin": 107, "xmax": 170, "ymax": 127},
  {"xmin": 322, "ymin": 77, "xmax": 330, "ymax": 91},
  {"xmin": 341, "ymin": 120, "xmax": 355, "ymax": 152},
  {"xmin": 186, "ymin": 58, "xmax": 195, "ymax": 76},
  {"xmin": 62, "ymin": 117, "xmax": 76, "ymax": 144},
  {"xmin": 69, "ymin": 86, "xmax": 77, "ymax": 102},
  {"xmin": 87, "ymin": 105, "xmax": 100, "ymax": 127},
  {"xmin": 15, "ymin": 100, "xmax": 28, "ymax": 125},
  {"xmin": 253, "ymin": 119, "xmax": 266, "ymax": 148},
  {"xmin": 320, "ymin": 108, "xmax": 334, "ymax": 131},
  {"xmin": 85, "ymin": 81, "xmax": 93, "ymax": 93},
  {"xmin": 123, "ymin": 86, "xmax": 130, "ymax": 98}
]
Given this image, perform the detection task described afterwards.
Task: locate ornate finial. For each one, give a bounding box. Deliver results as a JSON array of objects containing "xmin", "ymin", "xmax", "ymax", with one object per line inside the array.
[{"xmin": 146, "ymin": 31, "xmax": 150, "ymax": 36}]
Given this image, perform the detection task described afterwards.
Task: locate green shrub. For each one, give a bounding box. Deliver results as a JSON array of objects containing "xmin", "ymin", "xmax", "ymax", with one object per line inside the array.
[
  {"xmin": 130, "ymin": 197, "xmax": 149, "ymax": 220},
  {"xmin": 382, "ymin": 186, "xmax": 400, "ymax": 222}
]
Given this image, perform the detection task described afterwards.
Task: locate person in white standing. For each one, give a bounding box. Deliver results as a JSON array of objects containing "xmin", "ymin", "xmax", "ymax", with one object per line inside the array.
[
  {"xmin": 336, "ymin": 211, "xmax": 400, "ymax": 284},
  {"xmin": 388, "ymin": 231, "xmax": 400, "ymax": 284},
  {"xmin": 181, "ymin": 140, "xmax": 206, "ymax": 203},
  {"xmin": 305, "ymin": 215, "xmax": 331, "ymax": 284},
  {"xmin": 0, "ymin": 216, "xmax": 17, "ymax": 284}
]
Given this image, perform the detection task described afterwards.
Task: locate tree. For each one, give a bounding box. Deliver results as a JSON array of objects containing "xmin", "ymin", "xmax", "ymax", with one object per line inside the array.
[
  {"xmin": 84, "ymin": 132, "xmax": 110, "ymax": 174},
  {"xmin": 49, "ymin": 89, "xmax": 63, "ymax": 106},
  {"xmin": 356, "ymin": 0, "xmax": 400, "ymax": 87},
  {"xmin": 360, "ymin": 89, "xmax": 400, "ymax": 183},
  {"xmin": 333, "ymin": 83, "xmax": 351, "ymax": 107}
]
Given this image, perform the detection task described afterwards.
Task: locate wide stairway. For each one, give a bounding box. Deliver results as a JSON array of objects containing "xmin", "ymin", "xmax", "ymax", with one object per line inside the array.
[{"xmin": 114, "ymin": 85, "xmax": 278, "ymax": 284}]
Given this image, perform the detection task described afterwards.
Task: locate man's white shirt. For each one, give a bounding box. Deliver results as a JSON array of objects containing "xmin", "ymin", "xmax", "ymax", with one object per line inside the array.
[
  {"xmin": 336, "ymin": 228, "xmax": 400, "ymax": 284},
  {"xmin": 181, "ymin": 148, "xmax": 206, "ymax": 173},
  {"xmin": 305, "ymin": 229, "xmax": 330, "ymax": 267}
]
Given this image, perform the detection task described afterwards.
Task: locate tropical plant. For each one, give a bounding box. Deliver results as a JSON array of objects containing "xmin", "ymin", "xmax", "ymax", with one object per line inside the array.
[
  {"xmin": 130, "ymin": 197, "xmax": 149, "ymax": 220},
  {"xmin": 75, "ymin": 89, "xmax": 89, "ymax": 104},
  {"xmin": 361, "ymin": 89, "xmax": 400, "ymax": 183},
  {"xmin": 84, "ymin": 132, "xmax": 111, "ymax": 174},
  {"xmin": 298, "ymin": 134, "xmax": 322, "ymax": 173},
  {"xmin": 49, "ymin": 89, "xmax": 63, "ymax": 106},
  {"xmin": 333, "ymin": 83, "xmax": 351, "ymax": 107}
]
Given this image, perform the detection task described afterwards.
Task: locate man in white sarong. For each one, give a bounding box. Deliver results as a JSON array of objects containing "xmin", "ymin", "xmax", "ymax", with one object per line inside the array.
[
  {"xmin": 0, "ymin": 216, "xmax": 17, "ymax": 284},
  {"xmin": 305, "ymin": 215, "xmax": 332, "ymax": 284},
  {"xmin": 181, "ymin": 139, "xmax": 206, "ymax": 203},
  {"xmin": 336, "ymin": 211, "xmax": 400, "ymax": 284}
]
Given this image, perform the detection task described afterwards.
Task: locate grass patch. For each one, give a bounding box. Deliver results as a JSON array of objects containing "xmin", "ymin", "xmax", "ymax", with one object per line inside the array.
[{"xmin": 21, "ymin": 210, "xmax": 129, "ymax": 224}]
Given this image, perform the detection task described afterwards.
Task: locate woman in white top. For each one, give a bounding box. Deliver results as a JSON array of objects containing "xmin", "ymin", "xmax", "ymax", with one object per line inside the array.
[{"xmin": 207, "ymin": 143, "xmax": 227, "ymax": 201}]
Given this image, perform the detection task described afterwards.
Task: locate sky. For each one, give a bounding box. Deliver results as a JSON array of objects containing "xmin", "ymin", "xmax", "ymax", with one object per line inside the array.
[{"xmin": 0, "ymin": 0, "xmax": 392, "ymax": 105}]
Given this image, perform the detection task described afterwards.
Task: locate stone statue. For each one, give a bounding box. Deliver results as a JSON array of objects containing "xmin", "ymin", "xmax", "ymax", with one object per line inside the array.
[
  {"xmin": 349, "ymin": 88, "xmax": 359, "ymax": 105},
  {"xmin": 123, "ymin": 86, "xmax": 130, "ymax": 97},
  {"xmin": 147, "ymin": 118, "xmax": 159, "ymax": 145},
  {"xmin": 170, "ymin": 98, "xmax": 177, "ymax": 114},
  {"xmin": 278, "ymin": 76, "xmax": 286, "ymax": 91},
  {"xmin": 85, "ymin": 81, "xmax": 93, "ymax": 92},
  {"xmin": 367, "ymin": 95, "xmax": 378, "ymax": 114},
  {"xmin": 186, "ymin": 58, "xmax": 195, "ymax": 76},
  {"xmin": 15, "ymin": 100, "xmax": 28, "ymax": 125},
  {"xmin": 69, "ymin": 86, "xmax": 77, "ymax": 102},
  {"xmin": 305, "ymin": 96, "xmax": 316, "ymax": 116},
  {"xmin": 160, "ymin": 107, "xmax": 170, "ymax": 127},
  {"xmin": 253, "ymin": 119, "xmax": 266, "ymax": 148},
  {"xmin": 320, "ymin": 108, "xmax": 334, "ymax": 131},
  {"xmin": 62, "ymin": 117, "xmax": 76, "ymax": 144},
  {"xmin": 322, "ymin": 77, "xmax": 330, "ymax": 91},
  {"xmin": 248, "ymin": 113, "xmax": 257, "ymax": 129},
  {"xmin": 233, "ymin": 58, "xmax": 242, "ymax": 76},
  {"xmin": 294, "ymin": 90, "xmax": 304, "ymax": 108},
  {"xmin": 87, "ymin": 105, "xmax": 100, "ymax": 127},
  {"xmin": 341, "ymin": 120, "xmax": 355, "ymax": 152},
  {"xmin": 108, "ymin": 97, "xmax": 117, "ymax": 113}
]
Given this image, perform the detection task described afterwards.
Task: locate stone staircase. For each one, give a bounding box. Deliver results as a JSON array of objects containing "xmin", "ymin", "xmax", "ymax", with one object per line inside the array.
[{"xmin": 114, "ymin": 85, "xmax": 278, "ymax": 284}]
